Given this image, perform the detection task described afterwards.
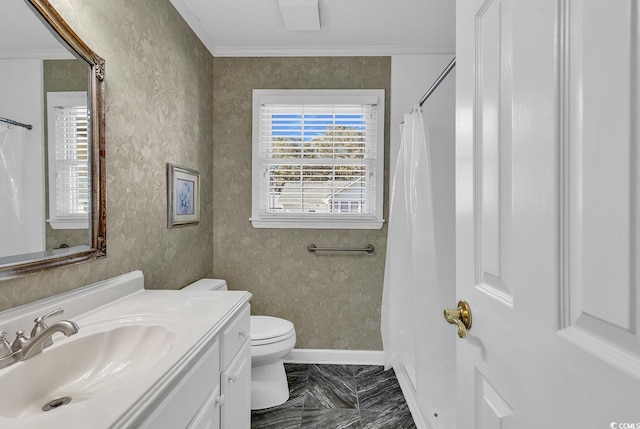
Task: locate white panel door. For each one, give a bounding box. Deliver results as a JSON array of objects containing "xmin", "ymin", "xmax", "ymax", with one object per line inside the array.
[{"xmin": 456, "ymin": 0, "xmax": 640, "ymax": 427}]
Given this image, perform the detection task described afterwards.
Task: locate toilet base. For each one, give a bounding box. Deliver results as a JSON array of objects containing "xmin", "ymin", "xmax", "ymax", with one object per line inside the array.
[{"xmin": 251, "ymin": 359, "xmax": 290, "ymax": 410}]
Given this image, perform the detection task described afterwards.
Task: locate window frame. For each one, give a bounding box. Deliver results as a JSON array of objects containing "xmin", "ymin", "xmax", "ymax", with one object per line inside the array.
[
  {"xmin": 46, "ymin": 91, "xmax": 89, "ymax": 230},
  {"xmin": 251, "ymin": 89, "xmax": 385, "ymax": 229}
]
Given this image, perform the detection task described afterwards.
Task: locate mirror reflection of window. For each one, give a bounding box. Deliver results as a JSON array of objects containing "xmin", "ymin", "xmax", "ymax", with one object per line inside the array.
[
  {"xmin": 46, "ymin": 91, "xmax": 89, "ymax": 230},
  {"xmin": 0, "ymin": 0, "xmax": 105, "ymax": 277}
]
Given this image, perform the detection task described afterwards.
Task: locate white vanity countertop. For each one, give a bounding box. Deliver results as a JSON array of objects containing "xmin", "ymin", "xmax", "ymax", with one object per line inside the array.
[{"xmin": 0, "ymin": 281, "xmax": 251, "ymax": 429}]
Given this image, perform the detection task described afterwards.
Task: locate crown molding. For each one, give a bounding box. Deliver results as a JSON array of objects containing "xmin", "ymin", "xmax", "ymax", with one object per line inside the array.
[{"xmin": 212, "ymin": 45, "xmax": 455, "ymax": 57}]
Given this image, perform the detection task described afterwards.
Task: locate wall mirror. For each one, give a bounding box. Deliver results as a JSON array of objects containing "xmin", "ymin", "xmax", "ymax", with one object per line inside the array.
[{"xmin": 0, "ymin": 0, "xmax": 105, "ymax": 279}]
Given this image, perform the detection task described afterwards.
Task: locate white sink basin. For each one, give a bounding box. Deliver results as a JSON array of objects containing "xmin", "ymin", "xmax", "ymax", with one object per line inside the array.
[
  {"xmin": 0, "ymin": 273, "xmax": 250, "ymax": 429},
  {"xmin": 0, "ymin": 323, "xmax": 176, "ymax": 419}
]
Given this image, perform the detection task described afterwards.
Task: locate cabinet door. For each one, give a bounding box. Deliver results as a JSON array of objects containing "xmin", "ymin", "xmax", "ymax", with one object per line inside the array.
[
  {"xmin": 221, "ymin": 339, "xmax": 251, "ymax": 429},
  {"xmin": 140, "ymin": 340, "xmax": 220, "ymax": 429},
  {"xmin": 188, "ymin": 385, "xmax": 222, "ymax": 429}
]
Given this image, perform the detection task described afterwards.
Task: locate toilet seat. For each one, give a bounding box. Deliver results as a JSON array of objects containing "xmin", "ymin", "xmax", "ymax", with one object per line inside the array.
[{"xmin": 251, "ymin": 316, "xmax": 295, "ymax": 346}]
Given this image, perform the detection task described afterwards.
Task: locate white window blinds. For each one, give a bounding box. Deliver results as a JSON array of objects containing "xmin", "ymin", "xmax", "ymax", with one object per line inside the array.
[
  {"xmin": 47, "ymin": 92, "xmax": 89, "ymax": 229},
  {"xmin": 252, "ymin": 90, "xmax": 385, "ymax": 229}
]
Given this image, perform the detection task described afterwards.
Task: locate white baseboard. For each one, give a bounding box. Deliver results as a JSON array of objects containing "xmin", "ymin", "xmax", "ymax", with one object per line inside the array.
[
  {"xmin": 394, "ymin": 364, "xmax": 432, "ymax": 429},
  {"xmin": 283, "ymin": 348, "xmax": 384, "ymax": 366}
]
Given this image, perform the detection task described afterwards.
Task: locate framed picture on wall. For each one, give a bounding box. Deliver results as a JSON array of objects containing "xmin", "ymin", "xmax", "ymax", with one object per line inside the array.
[{"xmin": 167, "ymin": 163, "xmax": 200, "ymax": 228}]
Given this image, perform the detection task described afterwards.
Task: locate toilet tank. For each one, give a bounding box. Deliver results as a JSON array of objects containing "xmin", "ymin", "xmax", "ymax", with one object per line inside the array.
[{"xmin": 182, "ymin": 279, "xmax": 228, "ymax": 291}]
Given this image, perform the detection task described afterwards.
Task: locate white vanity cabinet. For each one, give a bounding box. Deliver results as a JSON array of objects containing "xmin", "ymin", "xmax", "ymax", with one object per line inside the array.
[
  {"xmin": 221, "ymin": 338, "xmax": 251, "ymax": 428},
  {"xmin": 187, "ymin": 303, "xmax": 251, "ymax": 429},
  {"xmin": 141, "ymin": 340, "xmax": 222, "ymax": 429},
  {"xmin": 219, "ymin": 305, "xmax": 251, "ymax": 429},
  {"xmin": 187, "ymin": 385, "xmax": 222, "ymax": 429},
  {"xmin": 142, "ymin": 303, "xmax": 252, "ymax": 429},
  {"xmin": 0, "ymin": 271, "xmax": 253, "ymax": 429}
]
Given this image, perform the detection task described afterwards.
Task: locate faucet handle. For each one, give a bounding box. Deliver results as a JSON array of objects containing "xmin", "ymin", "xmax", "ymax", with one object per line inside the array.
[
  {"xmin": 31, "ymin": 308, "xmax": 64, "ymax": 348},
  {"xmin": 0, "ymin": 332, "xmax": 12, "ymax": 357},
  {"xmin": 11, "ymin": 330, "xmax": 28, "ymax": 353},
  {"xmin": 33, "ymin": 308, "xmax": 64, "ymax": 325}
]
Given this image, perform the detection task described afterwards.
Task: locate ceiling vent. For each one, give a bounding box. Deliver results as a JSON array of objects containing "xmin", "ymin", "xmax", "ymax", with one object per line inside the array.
[{"xmin": 278, "ymin": 0, "xmax": 320, "ymax": 31}]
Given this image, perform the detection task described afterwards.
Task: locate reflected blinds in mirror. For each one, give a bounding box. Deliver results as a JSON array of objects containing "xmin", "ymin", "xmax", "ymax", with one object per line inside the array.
[
  {"xmin": 47, "ymin": 91, "xmax": 89, "ymax": 229},
  {"xmin": 0, "ymin": 0, "xmax": 106, "ymax": 279}
]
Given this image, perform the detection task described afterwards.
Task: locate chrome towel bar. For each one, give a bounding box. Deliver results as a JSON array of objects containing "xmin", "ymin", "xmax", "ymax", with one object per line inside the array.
[{"xmin": 307, "ymin": 243, "xmax": 375, "ymax": 254}]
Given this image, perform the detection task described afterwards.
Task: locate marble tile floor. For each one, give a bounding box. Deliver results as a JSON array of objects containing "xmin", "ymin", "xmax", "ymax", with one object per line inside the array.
[{"xmin": 251, "ymin": 364, "xmax": 417, "ymax": 429}]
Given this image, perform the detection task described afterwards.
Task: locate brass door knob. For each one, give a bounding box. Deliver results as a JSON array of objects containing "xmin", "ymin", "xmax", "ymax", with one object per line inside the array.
[{"xmin": 443, "ymin": 300, "xmax": 472, "ymax": 338}]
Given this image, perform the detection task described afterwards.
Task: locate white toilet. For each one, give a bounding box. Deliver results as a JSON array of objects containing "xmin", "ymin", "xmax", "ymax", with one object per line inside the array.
[{"xmin": 183, "ymin": 279, "xmax": 296, "ymax": 410}]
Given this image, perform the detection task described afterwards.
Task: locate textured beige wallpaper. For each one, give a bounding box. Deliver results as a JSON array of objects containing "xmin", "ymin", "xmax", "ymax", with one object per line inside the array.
[
  {"xmin": 0, "ymin": 0, "xmax": 214, "ymax": 310},
  {"xmin": 212, "ymin": 57, "xmax": 390, "ymax": 350}
]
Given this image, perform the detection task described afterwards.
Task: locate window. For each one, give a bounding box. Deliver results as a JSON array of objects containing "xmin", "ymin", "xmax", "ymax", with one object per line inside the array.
[
  {"xmin": 47, "ymin": 91, "xmax": 89, "ymax": 230},
  {"xmin": 252, "ymin": 89, "xmax": 385, "ymax": 229}
]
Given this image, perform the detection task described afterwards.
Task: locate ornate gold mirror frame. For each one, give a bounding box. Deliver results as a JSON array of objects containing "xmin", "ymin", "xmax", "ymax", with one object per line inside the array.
[{"xmin": 0, "ymin": 0, "xmax": 106, "ymax": 279}]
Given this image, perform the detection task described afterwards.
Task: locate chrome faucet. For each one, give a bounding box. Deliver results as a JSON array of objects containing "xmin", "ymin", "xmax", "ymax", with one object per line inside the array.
[
  {"xmin": 30, "ymin": 308, "xmax": 65, "ymax": 349},
  {"xmin": 0, "ymin": 308, "xmax": 79, "ymax": 369},
  {"xmin": 21, "ymin": 320, "xmax": 79, "ymax": 360}
]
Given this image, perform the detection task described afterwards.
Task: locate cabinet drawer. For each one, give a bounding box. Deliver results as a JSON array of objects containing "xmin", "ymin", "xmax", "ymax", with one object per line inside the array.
[
  {"xmin": 141, "ymin": 340, "xmax": 220, "ymax": 429},
  {"xmin": 221, "ymin": 304, "xmax": 250, "ymax": 368}
]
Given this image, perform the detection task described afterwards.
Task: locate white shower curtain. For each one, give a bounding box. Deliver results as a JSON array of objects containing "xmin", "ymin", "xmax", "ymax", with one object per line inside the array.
[
  {"xmin": 381, "ymin": 107, "xmax": 439, "ymax": 373},
  {"xmin": 0, "ymin": 123, "xmax": 28, "ymax": 258}
]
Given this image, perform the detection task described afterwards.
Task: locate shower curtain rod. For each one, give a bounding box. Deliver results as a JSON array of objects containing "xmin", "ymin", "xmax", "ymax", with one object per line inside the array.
[
  {"xmin": 0, "ymin": 116, "xmax": 33, "ymax": 130},
  {"xmin": 418, "ymin": 57, "xmax": 456, "ymax": 107}
]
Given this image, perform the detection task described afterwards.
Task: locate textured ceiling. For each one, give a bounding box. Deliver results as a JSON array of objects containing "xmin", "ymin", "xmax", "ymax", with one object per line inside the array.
[
  {"xmin": 169, "ymin": 0, "xmax": 455, "ymax": 56},
  {"xmin": 1, "ymin": 0, "xmax": 455, "ymax": 58}
]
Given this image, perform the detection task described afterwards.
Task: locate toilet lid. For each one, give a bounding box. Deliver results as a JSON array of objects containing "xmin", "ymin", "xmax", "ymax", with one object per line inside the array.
[{"xmin": 251, "ymin": 316, "xmax": 295, "ymax": 343}]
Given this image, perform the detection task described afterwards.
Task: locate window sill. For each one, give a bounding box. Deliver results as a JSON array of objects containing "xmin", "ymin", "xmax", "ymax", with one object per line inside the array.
[
  {"xmin": 250, "ymin": 218, "xmax": 384, "ymax": 230},
  {"xmin": 47, "ymin": 219, "xmax": 89, "ymax": 230}
]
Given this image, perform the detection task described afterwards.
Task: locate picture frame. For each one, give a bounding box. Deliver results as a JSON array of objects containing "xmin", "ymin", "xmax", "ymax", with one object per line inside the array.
[{"xmin": 167, "ymin": 163, "xmax": 200, "ymax": 228}]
